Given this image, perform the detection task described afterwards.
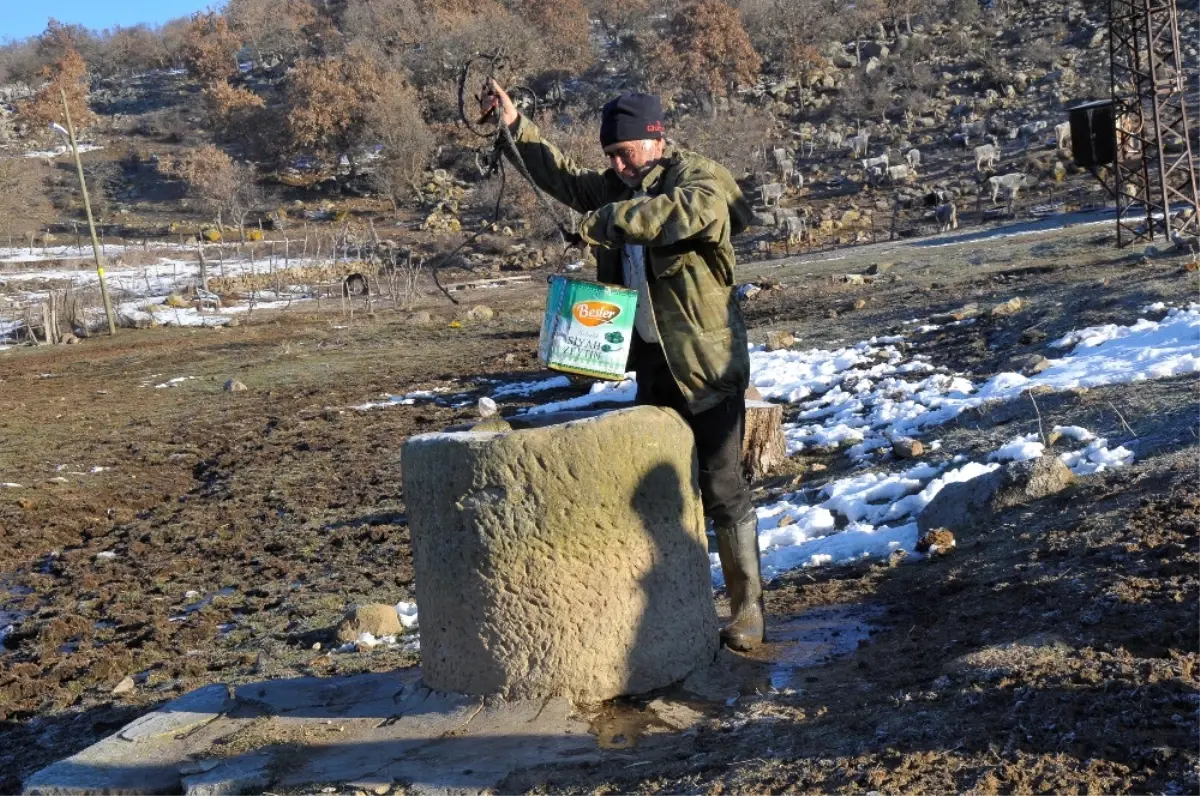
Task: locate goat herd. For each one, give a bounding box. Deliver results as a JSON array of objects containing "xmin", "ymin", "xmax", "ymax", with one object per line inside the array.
[{"xmin": 751, "ymin": 116, "xmax": 1085, "ymax": 252}]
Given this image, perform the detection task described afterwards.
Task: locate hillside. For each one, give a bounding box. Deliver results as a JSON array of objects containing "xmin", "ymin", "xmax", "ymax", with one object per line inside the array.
[
  {"xmin": 1, "ymin": 0, "xmax": 1194, "ymax": 270},
  {"xmin": 1, "ymin": 2, "xmax": 1199, "ymax": 793}
]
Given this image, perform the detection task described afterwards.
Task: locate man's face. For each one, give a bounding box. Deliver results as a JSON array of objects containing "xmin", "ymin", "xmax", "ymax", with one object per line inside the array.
[{"xmin": 603, "ymin": 138, "xmax": 665, "ymax": 187}]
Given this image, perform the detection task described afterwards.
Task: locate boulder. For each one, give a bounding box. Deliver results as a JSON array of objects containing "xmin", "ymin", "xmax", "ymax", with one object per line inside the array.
[
  {"xmin": 861, "ymin": 41, "xmax": 890, "ymax": 60},
  {"xmin": 916, "ymin": 529, "xmax": 955, "ymax": 554},
  {"xmin": 405, "ymin": 310, "xmax": 435, "ymax": 327},
  {"xmin": 917, "ymin": 455, "xmax": 1075, "ymax": 533},
  {"xmin": 930, "ymin": 303, "xmax": 979, "ymax": 323},
  {"xmin": 1020, "ymin": 326, "xmax": 1048, "ymax": 344},
  {"xmin": 336, "ymin": 604, "xmax": 403, "ymax": 643},
  {"xmin": 471, "ymin": 418, "xmax": 513, "ymax": 433},
  {"xmin": 991, "ymin": 297, "xmax": 1025, "ymax": 316},
  {"xmin": 765, "ymin": 330, "xmax": 795, "ymax": 351},
  {"xmin": 402, "ymin": 407, "xmax": 718, "ymax": 700},
  {"xmin": 831, "ymin": 51, "xmax": 857, "ymax": 69},
  {"xmin": 466, "ymin": 304, "xmax": 494, "ymax": 322}
]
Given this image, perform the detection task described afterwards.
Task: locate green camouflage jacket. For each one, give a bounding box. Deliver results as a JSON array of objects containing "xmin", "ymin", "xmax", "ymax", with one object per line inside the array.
[{"xmin": 507, "ymin": 114, "xmax": 753, "ymax": 414}]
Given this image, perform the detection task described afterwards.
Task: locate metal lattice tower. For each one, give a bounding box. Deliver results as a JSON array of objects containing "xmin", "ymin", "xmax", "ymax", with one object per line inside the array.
[{"xmin": 1108, "ymin": 0, "xmax": 1199, "ymax": 246}]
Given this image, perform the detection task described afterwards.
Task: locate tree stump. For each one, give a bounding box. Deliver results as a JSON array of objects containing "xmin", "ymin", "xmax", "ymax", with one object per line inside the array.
[{"xmin": 743, "ymin": 399, "xmax": 786, "ymax": 479}]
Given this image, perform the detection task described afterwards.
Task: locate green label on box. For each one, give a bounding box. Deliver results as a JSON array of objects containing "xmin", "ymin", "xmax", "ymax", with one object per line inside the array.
[{"xmin": 538, "ymin": 276, "xmax": 638, "ymax": 380}]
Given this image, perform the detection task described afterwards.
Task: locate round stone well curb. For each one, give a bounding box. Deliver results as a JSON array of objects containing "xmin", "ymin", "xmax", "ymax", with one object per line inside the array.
[{"xmin": 401, "ymin": 405, "xmax": 719, "ymax": 700}]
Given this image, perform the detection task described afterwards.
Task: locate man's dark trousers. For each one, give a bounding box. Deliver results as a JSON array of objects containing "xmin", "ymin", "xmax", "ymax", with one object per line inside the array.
[{"xmin": 634, "ymin": 341, "xmax": 751, "ymax": 527}]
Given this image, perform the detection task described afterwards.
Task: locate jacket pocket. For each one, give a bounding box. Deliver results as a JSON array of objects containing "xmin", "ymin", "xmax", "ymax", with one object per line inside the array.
[
  {"xmin": 693, "ymin": 327, "xmax": 737, "ymax": 384},
  {"xmin": 648, "ymin": 245, "xmax": 701, "ymax": 281}
]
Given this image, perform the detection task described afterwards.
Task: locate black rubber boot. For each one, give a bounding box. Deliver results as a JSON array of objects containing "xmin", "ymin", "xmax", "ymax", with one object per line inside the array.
[{"xmin": 715, "ymin": 510, "xmax": 765, "ymax": 651}]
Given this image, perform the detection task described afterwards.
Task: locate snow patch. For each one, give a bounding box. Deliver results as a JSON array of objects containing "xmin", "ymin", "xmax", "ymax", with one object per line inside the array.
[
  {"xmin": 154, "ymin": 376, "xmax": 195, "ymax": 389},
  {"xmin": 521, "ymin": 376, "xmax": 637, "ymax": 415},
  {"xmin": 1060, "ymin": 438, "xmax": 1135, "ymax": 475},
  {"xmin": 394, "ymin": 601, "xmax": 419, "ymax": 630},
  {"xmin": 354, "ymin": 389, "xmax": 443, "ymax": 411},
  {"xmin": 490, "ymin": 375, "xmax": 572, "ymax": 399},
  {"xmin": 989, "ymin": 433, "xmax": 1046, "ymax": 462}
]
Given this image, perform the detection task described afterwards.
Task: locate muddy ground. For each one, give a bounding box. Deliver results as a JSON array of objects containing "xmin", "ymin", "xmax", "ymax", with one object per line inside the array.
[{"xmin": 1, "ymin": 218, "xmax": 1197, "ymax": 793}]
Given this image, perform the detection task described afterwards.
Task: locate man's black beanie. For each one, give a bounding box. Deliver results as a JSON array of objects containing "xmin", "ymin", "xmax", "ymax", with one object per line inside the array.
[{"xmin": 599, "ymin": 92, "xmax": 665, "ymax": 148}]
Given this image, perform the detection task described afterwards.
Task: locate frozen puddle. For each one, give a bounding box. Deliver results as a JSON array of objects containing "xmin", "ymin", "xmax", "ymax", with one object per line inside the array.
[
  {"xmin": 586, "ymin": 605, "xmax": 879, "ymax": 749},
  {"xmin": 757, "ymin": 605, "xmax": 879, "ymax": 692}
]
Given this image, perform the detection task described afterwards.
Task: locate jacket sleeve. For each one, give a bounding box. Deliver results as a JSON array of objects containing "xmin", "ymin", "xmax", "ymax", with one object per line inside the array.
[
  {"xmin": 505, "ymin": 115, "xmax": 623, "ymax": 214},
  {"xmin": 577, "ymin": 169, "xmax": 728, "ymax": 250}
]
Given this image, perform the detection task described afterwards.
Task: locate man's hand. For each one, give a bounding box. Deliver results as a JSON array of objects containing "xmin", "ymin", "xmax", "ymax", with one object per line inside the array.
[
  {"xmin": 560, "ymin": 228, "xmax": 586, "ymax": 249},
  {"xmin": 480, "ymin": 79, "xmax": 518, "ymax": 128}
]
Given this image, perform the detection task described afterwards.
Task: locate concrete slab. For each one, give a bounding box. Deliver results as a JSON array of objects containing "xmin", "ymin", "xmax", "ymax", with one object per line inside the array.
[
  {"xmin": 23, "ymin": 671, "xmax": 595, "ymax": 795},
  {"xmin": 23, "ymin": 610, "xmax": 882, "ymax": 794},
  {"xmin": 119, "ymin": 684, "xmax": 232, "ymax": 742},
  {"xmin": 180, "ymin": 753, "xmax": 271, "ymax": 796},
  {"xmin": 233, "ymin": 670, "xmax": 421, "ymax": 720},
  {"xmin": 24, "ymin": 685, "xmax": 242, "ymax": 796}
]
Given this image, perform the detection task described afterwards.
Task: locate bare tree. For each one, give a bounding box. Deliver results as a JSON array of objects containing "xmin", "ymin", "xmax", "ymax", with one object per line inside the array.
[
  {"xmin": 648, "ymin": 0, "xmax": 761, "ymax": 114},
  {"xmin": 513, "ymin": 0, "xmax": 595, "ymax": 76},
  {"xmin": 225, "ymin": 0, "xmax": 318, "ymax": 67},
  {"xmin": 586, "ymin": 0, "xmax": 652, "ymax": 45},
  {"xmin": 673, "ymin": 101, "xmax": 777, "ymax": 176},
  {"xmin": 0, "ymin": 158, "xmax": 52, "ymax": 239},
  {"xmin": 202, "ymin": 79, "xmax": 266, "ymax": 132},
  {"xmin": 740, "ymin": 0, "xmax": 831, "ymax": 107},
  {"xmin": 159, "ymin": 145, "xmax": 261, "ymax": 237},
  {"xmin": 286, "ymin": 48, "xmax": 394, "ymax": 175},
  {"xmin": 365, "ymin": 78, "xmax": 435, "ymax": 213},
  {"xmin": 882, "ymin": 0, "xmax": 935, "ymax": 35},
  {"xmin": 92, "ymin": 25, "xmax": 167, "ymax": 76},
  {"xmin": 341, "ymin": 0, "xmax": 426, "ymax": 57},
  {"xmin": 839, "ymin": 69, "xmax": 895, "ymax": 125},
  {"xmin": 180, "ymin": 11, "xmax": 243, "ymax": 83},
  {"xmin": 17, "ymin": 32, "xmax": 94, "ymax": 139}
]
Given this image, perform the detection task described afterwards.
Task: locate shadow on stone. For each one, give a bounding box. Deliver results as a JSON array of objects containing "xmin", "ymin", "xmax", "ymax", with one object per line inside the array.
[
  {"xmin": 624, "ymin": 461, "xmax": 721, "ymax": 694},
  {"xmin": 21, "ymin": 671, "xmax": 602, "ymax": 794}
]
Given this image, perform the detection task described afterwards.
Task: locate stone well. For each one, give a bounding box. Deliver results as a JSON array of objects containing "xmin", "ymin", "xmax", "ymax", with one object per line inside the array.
[{"xmin": 401, "ymin": 406, "xmax": 719, "ymax": 700}]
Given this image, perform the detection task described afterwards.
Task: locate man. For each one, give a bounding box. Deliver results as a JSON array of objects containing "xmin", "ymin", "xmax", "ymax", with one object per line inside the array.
[{"xmin": 483, "ymin": 82, "xmax": 764, "ymax": 650}]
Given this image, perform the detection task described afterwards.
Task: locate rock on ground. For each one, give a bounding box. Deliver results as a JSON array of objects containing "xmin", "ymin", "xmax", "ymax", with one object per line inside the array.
[
  {"xmin": 765, "ymin": 330, "xmax": 795, "ymax": 351},
  {"xmin": 917, "ymin": 455, "xmax": 1075, "ymax": 533},
  {"xmin": 916, "ymin": 528, "xmax": 956, "ymax": 554},
  {"xmin": 336, "ymin": 603, "xmax": 403, "ymax": 643},
  {"xmin": 991, "ymin": 297, "xmax": 1026, "ymax": 316}
]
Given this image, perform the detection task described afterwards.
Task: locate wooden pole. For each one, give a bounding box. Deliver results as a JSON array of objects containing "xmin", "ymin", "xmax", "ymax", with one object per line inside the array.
[
  {"xmin": 197, "ymin": 241, "xmax": 208, "ymax": 291},
  {"xmin": 60, "ymin": 88, "xmax": 117, "ymax": 336}
]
